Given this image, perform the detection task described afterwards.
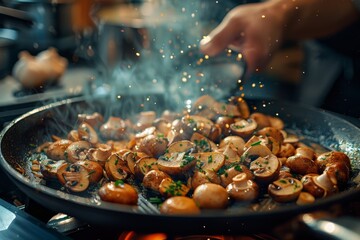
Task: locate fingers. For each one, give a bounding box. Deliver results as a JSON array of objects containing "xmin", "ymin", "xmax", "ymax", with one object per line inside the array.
[{"xmin": 199, "ymin": 18, "xmax": 240, "ymax": 56}]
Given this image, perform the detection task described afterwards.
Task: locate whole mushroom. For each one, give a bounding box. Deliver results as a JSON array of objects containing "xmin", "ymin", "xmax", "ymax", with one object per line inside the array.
[
  {"xmin": 268, "ymin": 177, "xmax": 303, "ymax": 203},
  {"xmin": 226, "ymin": 173, "xmax": 259, "ymax": 201}
]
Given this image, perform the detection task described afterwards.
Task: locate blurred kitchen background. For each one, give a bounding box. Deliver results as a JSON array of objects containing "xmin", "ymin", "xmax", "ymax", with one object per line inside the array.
[{"xmin": 1, "ymin": 0, "xmax": 360, "ymax": 127}]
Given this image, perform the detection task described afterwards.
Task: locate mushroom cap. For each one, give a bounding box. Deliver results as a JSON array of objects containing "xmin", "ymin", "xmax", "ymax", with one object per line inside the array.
[
  {"xmin": 286, "ymin": 155, "xmax": 318, "ymax": 175},
  {"xmin": 160, "ymin": 196, "xmax": 200, "ymax": 215},
  {"xmin": 249, "ymin": 154, "xmax": 281, "ymax": 183},
  {"xmin": 316, "ymin": 151, "xmax": 351, "ymax": 172},
  {"xmin": 226, "ymin": 173, "xmax": 259, "ymax": 201},
  {"xmin": 99, "ymin": 182, "xmax": 138, "ymax": 205},
  {"xmin": 56, "ymin": 164, "xmax": 90, "ymax": 192},
  {"xmin": 192, "ymin": 183, "xmax": 229, "ymax": 209},
  {"xmin": 268, "ymin": 177, "xmax": 303, "ymax": 203},
  {"xmin": 230, "ymin": 118, "xmax": 257, "ymax": 138}
]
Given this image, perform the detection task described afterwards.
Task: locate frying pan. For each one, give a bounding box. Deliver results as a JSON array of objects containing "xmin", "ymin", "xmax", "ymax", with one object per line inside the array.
[{"xmin": 0, "ymin": 95, "xmax": 359, "ymax": 235}]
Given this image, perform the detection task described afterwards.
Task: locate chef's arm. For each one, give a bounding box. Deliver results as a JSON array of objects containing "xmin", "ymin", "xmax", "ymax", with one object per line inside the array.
[{"xmin": 276, "ymin": 0, "xmax": 360, "ymax": 40}]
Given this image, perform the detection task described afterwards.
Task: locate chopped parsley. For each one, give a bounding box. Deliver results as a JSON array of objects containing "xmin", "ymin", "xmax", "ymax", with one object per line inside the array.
[
  {"xmin": 181, "ymin": 155, "xmax": 195, "ymax": 167},
  {"xmin": 149, "ymin": 197, "xmax": 163, "ymax": 204},
  {"xmin": 114, "ymin": 179, "xmax": 124, "ymax": 186},
  {"xmin": 165, "ymin": 180, "xmax": 185, "ymax": 196},
  {"xmin": 251, "ymin": 140, "xmax": 262, "ymax": 146},
  {"xmin": 207, "ymin": 155, "xmax": 213, "ymax": 164}
]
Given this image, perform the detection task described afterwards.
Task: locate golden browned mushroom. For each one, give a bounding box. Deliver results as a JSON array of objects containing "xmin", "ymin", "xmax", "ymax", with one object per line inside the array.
[
  {"xmin": 295, "ymin": 147, "xmax": 316, "ymax": 160},
  {"xmin": 191, "ymin": 132, "xmax": 216, "ymax": 152},
  {"xmin": 230, "ymin": 118, "xmax": 257, "ymax": 139},
  {"xmin": 153, "ymin": 118, "xmax": 172, "ymax": 136},
  {"xmin": 182, "ymin": 115, "xmax": 216, "ymax": 140},
  {"xmin": 105, "ymin": 153, "xmax": 131, "ymax": 181},
  {"xmin": 57, "ymin": 164, "xmax": 90, "ymax": 192},
  {"xmin": 40, "ymin": 159, "xmax": 67, "ymax": 179},
  {"xmin": 228, "ymin": 96, "xmax": 250, "ymax": 118},
  {"xmin": 216, "ymin": 116, "xmax": 235, "ymax": 137},
  {"xmin": 99, "ymin": 181, "xmax": 138, "ymax": 205},
  {"xmin": 250, "ymin": 112, "xmax": 271, "ymax": 130},
  {"xmin": 241, "ymin": 144, "xmax": 273, "ymax": 166},
  {"xmin": 160, "ymin": 196, "xmax": 200, "ymax": 215},
  {"xmin": 219, "ymin": 135, "xmax": 245, "ymax": 156},
  {"xmin": 324, "ymin": 161, "xmax": 350, "ymax": 187},
  {"xmin": 268, "ymin": 177, "xmax": 303, "ymax": 203},
  {"xmin": 249, "ymin": 154, "xmax": 281, "ymax": 183},
  {"xmin": 45, "ymin": 139, "xmax": 72, "ymax": 160},
  {"xmin": 192, "ymin": 183, "xmax": 229, "ymax": 209},
  {"xmin": 100, "ymin": 116, "xmax": 127, "ymax": 140},
  {"xmin": 64, "ymin": 141, "xmax": 91, "ymax": 163},
  {"xmin": 218, "ymin": 143, "xmax": 241, "ymax": 166},
  {"xmin": 137, "ymin": 134, "xmax": 169, "ymax": 158},
  {"xmin": 78, "ymin": 112, "xmax": 104, "ymax": 129},
  {"xmin": 67, "ymin": 130, "xmax": 80, "ymax": 142},
  {"xmin": 189, "ymin": 170, "xmax": 221, "ymax": 190},
  {"xmin": 76, "ymin": 160, "xmax": 103, "ymax": 183},
  {"xmin": 86, "ymin": 143, "xmax": 112, "ymax": 167},
  {"xmin": 301, "ymin": 172, "xmax": 338, "ymax": 198},
  {"xmin": 226, "ymin": 173, "xmax": 259, "ymax": 201},
  {"xmin": 78, "ymin": 122, "xmax": 98, "ymax": 145},
  {"xmin": 219, "ymin": 164, "xmax": 253, "ymax": 187},
  {"xmin": 134, "ymin": 156, "xmax": 159, "ymax": 179},
  {"xmin": 257, "ymin": 127, "xmax": 284, "ymax": 145},
  {"xmin": 159, "ymin": 178, "xmax": 189, "ymax": 197},
  {"xmin": 157, "ymin": 152, "xmax": 197, "ymax": 175},
  {"xmin": 277, "ymin": 143, "xmax": 296, "ymax": 158},
  {"xmin": 195, "ymin": 152, "xmax": 225, "ymax": 173},
  {"xmin": 286, "ymin": 155, "xmax": 318, "ymax": 175},
  {"xmin": 122, "ymin": 151, "xmax": 141, "ymax": 175},
  {"xmin": 142, "ymin": 169, "xmax": 170, "ymax": 192},
  {"xmin": 268, "ymin": 116, "xmax": 284, "ymax": 130},
  {"xmin": 316, "ymin": 151, "xmax": 351, "ymax": 172},
  {"xmin": 134, "ymin": 111, "xmax": 156, "ymax": 131}
]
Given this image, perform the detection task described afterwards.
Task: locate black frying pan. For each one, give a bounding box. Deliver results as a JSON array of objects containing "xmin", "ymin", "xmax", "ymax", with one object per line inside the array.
[{"xmin": 0, "ymin": 95, "xmax": 359, "ymax": 235}]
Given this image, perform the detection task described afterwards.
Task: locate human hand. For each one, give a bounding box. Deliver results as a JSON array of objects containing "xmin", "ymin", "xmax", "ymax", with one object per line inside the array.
[{"xmin": 200, "ymin": 2, "xmax": 285, "ymax": 72}]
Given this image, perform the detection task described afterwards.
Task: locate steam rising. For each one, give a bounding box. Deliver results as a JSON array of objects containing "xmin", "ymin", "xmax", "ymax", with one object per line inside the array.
[{"xmin": 94, "ymin": 0, "xmax": 246, "ymax": 113}]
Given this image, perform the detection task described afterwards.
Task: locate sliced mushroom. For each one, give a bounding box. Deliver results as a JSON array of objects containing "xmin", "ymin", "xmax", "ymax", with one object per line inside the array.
[
  {"xmin": 182, "ymin": 115, "xmax": 215, "ymax": 139},
  {"xmin": 230, "ymin": 118, "xmax": 257, "ymax": 139},
  {"xmin": 268, "ymin": 177, "xmax": 303, "ymax": 203},
  {"xmin": 100, "ymin": 117, "xmax": 127, "ymax": 140},
  {"xmin": 257, "ymin": 127, "xmax": 284, "ymax": 145},
  {"xmin": 219, "ymin": 164, "xmax": 253, "ymax": 187},
  {"xmin": 134, "ymin": 156, "xmax": 159, "ymax": 179},
  {"xmin": 153, "ymin": 118, "xmax": 172, "ymax": 136},
  {"xmin": 324, "ymin": 161, "xmax": 350, "ymax": 187},
  {"xmin": 219, "ymin": 135, "xmax": 245, "ymax": 156},
  {"xmin": 78, "ymin": 122, "xmax": 98, "ymax": 145},
  {"xmin": 159, "ymin": 178, "xmax": 189, "ymax": 197},
  {"xmin": 216, "ymin": 116, "xmax": 235, "ymax": 137},
  {"xmin": 286, "ymin": 155, "xmax": 318, "ymax": 175},
  {"xmin": 219, "ymin": 143, "xmax": 241, "ymax": 166},
  {"xmin": 229, "ymin": 96, "xmax": 250, "ymax": 118},
  {"xmin": 157, "ymin": 152, "xmax": 197, "ymax": 175},
  {"xmin": 137, "ymin": 134, "xmax": 169, "ymax": 158},
  {"xmin": 250, "ymin": 112, "xmax": 271, "ymax": 130},
  {"xmin": 76, "ymin": 160, "xmax": 103, "ymax": 183},
  {"xmin": 189, "ymin": 170, "xmax": 221, "ymax": 190},
  {"xmin": 192, "ymin": 183, "xmax": 229, "ymax": 209},
  {"xmin": 122, "ymin": 151, "xmax": 141, "ymax": 175},
  {"xmin": 78, "ymin": 112, "xmax": 104, "ymax": 129},
  {"xmin": 99, "ymin": 181, "xmax": 138, "ymax": 205},
  {"xmin": 164, "ymin": 140, "xmax": 196, "ymax": 157},
  {"xmin": 191, "ymin": 132, "xmax": 216, "ymax": 152},
  {"xmin": 277, "ymin": 143, "xmax": 296, "ymax": 158},
  {"xmin": 45, "ymin": 139, "xmax": 72, "ymax": 160},
  {"xmin": 40, "ymin": 159, "xmax": 66, "ymax": 179},
  {"xmin": 86, "ymin": 143, "xmax": 112, "ymax": 167},
  {"xmin": 226, "ymin": 173, "xmax": 259, "ymax": 201},
  {"xmin": 134, "ymin": 111, "xmax": 156, "ymax": 131},
  {"xmin": 268, "ymin": 116, "xmax": 284, "ymax": 130},
  {"xmin": 160, "ymin": 196, "xmax": 200, "ymax": 215},
  {"xmin": 249, "ymin": 154, "xmax": 281, "ymax": 183},
  {"xmin": 195, "ymin": 152, "xmax": 225, "ymax": 173},
  {"xmin": 57, "ymin": 164, "xmax": 90, "ymax": 192},
  {"xmin": 316, "ymin": 151, "xmax": 351, "ymax": 172},
  {"xmin": 105, "ymin": 153, "xmax": 131, "ymax": 181},
  {"xmin": 241, "ymin": 144, "xmax": 273, "ymax": 166},
  {"xmin": 301, "ymin": 172, "xmax": 339, "ymax": 198},
  {"xmin": 135, "ymin": 126, "xmax": 156, "ymax": 139},
  {"xmin": 67, "ymin": 130, "xmax": 80, "ymax": 142},
  {"xmin": 142, "ymin": 169, "xmax": 170, "ymax": 192},
  {"xmin": 64, "ymin": 141, "xmax": 91, "ymax": 163}
]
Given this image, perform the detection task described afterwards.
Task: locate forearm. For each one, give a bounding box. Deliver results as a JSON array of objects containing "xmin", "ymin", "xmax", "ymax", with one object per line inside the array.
[{"xmin": 269, "ymin": 0, "xmax": 360, "ymax": 40}]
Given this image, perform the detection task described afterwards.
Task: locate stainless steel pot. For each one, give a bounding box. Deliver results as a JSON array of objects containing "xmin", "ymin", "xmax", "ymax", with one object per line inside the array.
[{"xmin": 1, "ymin": 0, "xmax": 75, "ymax": 52}]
